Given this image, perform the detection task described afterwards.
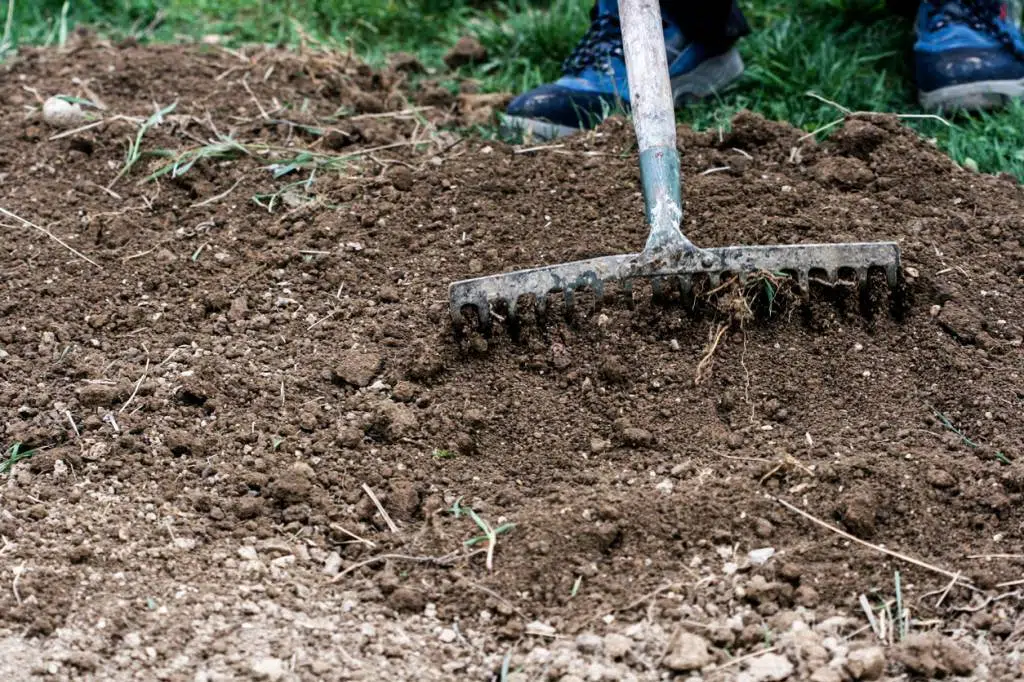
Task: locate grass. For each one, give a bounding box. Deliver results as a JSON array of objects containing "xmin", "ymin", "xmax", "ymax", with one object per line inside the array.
[
  {"xmin": 4, "ymin": 0, "xmax": 1024, "ymax": 178},
  {"xmin": 1, "ymin": 442, "xmax": 37, "ymax": 475},
  {"xmin": 449, "ymin": 496, "xmax": 515, "ymax": 570}
]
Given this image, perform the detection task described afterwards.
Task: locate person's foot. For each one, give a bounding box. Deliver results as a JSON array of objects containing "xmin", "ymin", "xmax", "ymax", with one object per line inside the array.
[
  {"xmin": 915, "ymin": 0, "xmax": 1024, "ymax": 110},
  {"xmin": 502, "ymin": 0, "xmax": 744, "ymax": 140}
]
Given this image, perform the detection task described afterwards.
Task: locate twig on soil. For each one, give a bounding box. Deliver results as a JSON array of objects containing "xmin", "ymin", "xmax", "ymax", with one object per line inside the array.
[
  {"xmin": 85, "ymin": 180, "xmax": 123, "ymax": 200},
  {"xmin": 329, "ymin": 523, "xmax": 376, "ymax": 549},
  {"xmin": 65, "ymin": 410, "xmax": 81, "ymax": 439},
  {"xmin": 192, "ymin": 178, "xmax": 244, "ymax": 208},
  {"xmin": 967, "ymin": 554, "xmax": 1024, "ymax": 559},
  {"xmin": 307, "ymin": 310, "xmax": 337, "ymax": 331},
  {"xmin": 996, "ymin": 578, "xmax": 1024, "ymax": 588},
  {"xmin": 695, "ymin": 323, "xmax": 728, "ymax": 385},
  {"xmin": 514, "ymin": 143, "xmax": 566, "ymax": 154},
  {"xmin": 933, "ymin": 571, "xmax": 961, "ymax": 608},
  {"xmin": 461, "ymin": 579, "xmax": 527, "ymax": 619},
  {"xmin": 11, "ymin": 562, "xmax": 25, "ymax": 605},
  {"xmin": 347, "ymin": 106, "xmax": 434, "ymax": 121},
  {"xmin": 617, "ymin": 581, "xmax": 688, "ymax": 615},
  {"xmin": 699, "ymin": 166, "xmax": 730, "ymax": 176},
  {"xmin": 240, "ymin": 76, "xmax": 270, "ymax": 120},
  {"xmin": 774, "ymin": 496, "xmax": 968, "ymax": 583},
  {"xmin": 1, "ymin": 207, "xmax": 101, "ymax": 268},
  {"xmin": 859, "ymin": 594, "xmax": 882, "ymax": 641},
  {"xmin": 708, "ymin": 645, "xmax": 781, "ymax": 675},
  {"xmin": 48, "ymin": 119, "xmax": 106, "ymax": 141},
  {"xmin": 361, "ymin": 483, "xmax": 398, "ymax": 533},
  {"xmin": 119, "ymin": 359, "xmax": 150, "ymax": 414},
  {"xmin": 330, "ymin": 549, "xmax": 477, "ymax": 582},
  {"xmin": 801, "ymin": 91, "xmax": 951, "ymax": 144}
]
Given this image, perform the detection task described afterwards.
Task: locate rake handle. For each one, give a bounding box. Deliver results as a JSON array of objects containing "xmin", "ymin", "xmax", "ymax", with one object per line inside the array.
[{"xmin": 619, "ymin": 0, "xmax": 694, "ymax": 252}]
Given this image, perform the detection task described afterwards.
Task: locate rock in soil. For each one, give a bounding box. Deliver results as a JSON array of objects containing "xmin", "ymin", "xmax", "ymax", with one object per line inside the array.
[
  {"xmin": 744, "ymin": 652, "xmax": 795, "ymax": 681},
  {"xmin": 662, "ymin": 631, "xmax": 712, "ymax": 672},
  {"xmin": 845, "ymin": 646, "xmax": 886, "ymax": 680}
]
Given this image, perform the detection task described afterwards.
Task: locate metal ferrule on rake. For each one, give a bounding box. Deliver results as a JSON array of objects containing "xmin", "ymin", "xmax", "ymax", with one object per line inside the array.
[{"xmin": 447, "ymin": 0, "xmax": 901, "ymax": 333}]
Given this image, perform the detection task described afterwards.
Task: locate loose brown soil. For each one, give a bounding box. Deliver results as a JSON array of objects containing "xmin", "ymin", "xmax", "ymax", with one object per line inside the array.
[{"xmin": 1, "ymin": 36, "xmax": 1022, "ymax": 681}]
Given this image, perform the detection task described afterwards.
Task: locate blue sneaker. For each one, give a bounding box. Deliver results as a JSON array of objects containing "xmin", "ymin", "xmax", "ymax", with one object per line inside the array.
[
  {"xmin": 502, "ymin": 0, "xmax": 745, "ymax": 139},
  {"xmin": 915, "ymin": 0, "xmax": 1024, "ymax": 110}
]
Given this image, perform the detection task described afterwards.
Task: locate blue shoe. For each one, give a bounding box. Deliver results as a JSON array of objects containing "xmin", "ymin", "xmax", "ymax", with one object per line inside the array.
[
  {"xmin": 915, "ymin": 0, "xmax": 1024, "ymax": 110},
  {"xmin": 502, "ymin": 0, "xmax": 745, "ymax": 139}
]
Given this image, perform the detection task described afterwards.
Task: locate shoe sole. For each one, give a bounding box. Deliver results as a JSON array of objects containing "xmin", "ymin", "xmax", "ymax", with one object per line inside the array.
[
  {"xmin": 919, "ymin": 79, "xmax": 1024, "ymax": 111},
  {"xmin": 502, "ymin": 48, "xmax": 745, "ymax": 141}
]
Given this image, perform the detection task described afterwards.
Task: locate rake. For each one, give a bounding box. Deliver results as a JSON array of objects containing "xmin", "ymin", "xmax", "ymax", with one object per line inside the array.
[{"xmin": 449, "ymin": 0, "xmax": 901, "ymax": 333}]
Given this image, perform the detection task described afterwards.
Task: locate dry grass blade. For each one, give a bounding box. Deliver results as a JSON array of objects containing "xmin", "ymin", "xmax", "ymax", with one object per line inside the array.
[
  {"xmin": 0, "ymin": 207, "xmax": 101, "ymax": 268},
  {"xmin": 119, "ymin": 358, "xmax": 150, "ymax": 414},
  {"xmin": 775, "ymin": 496, "xmax": 968, "ymax": 582},
  {"xmin": 361, "ymin": 483, "xmax": 398, "ymax": 533},
  {"xmin": 330, "ymin": 551, "xmax": 471, "ymax": 582},
  {"xmin": 859, "ymin": 594, "xmax": 882, "ymax": 640}
]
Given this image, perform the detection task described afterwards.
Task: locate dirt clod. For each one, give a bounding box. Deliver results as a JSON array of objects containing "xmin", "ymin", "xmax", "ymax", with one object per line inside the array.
[
  {"xmin": 925, "ymin": 468, "xmax": 957, "ymax": 489},
  {"xmin": 896, "ymin": 632, "xmax": 976, "ymax": 677},
  {"xmin": 443, "ymin": 36, "xmax": 487, "ymax": 69},
  {"xmin": 846, "ymin": 646, "xmax": 886, "ymax": 681},
  {"xmin": 333, "ymin": 350, "xmax": 383, "ymax": 388}
]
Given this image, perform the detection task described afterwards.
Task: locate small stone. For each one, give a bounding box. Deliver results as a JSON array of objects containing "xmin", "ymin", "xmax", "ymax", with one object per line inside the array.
[
  {"xmin": 389, "ymin": 167, "xmax": 414, "ymax": 192},
  {"xmin": 748, "ymin": 547, "xmax": 776, "ymax": 565},
  {"xmin": 323, "ymin": 552, "xmax": 342, "ymax": 575},
  {"xmin": 809, "ymin": 668, "xmax": 843, "ymax": 682},
  {"xmin": 439, "ymin": 628, "xmax": 457, "ymax": 643},
  {"xmin": 662, "ymin": 631, "xmax": 712, "ymax": 672},
  {"xmin": 603, "ymin": 633, "xmax": 632, "ymax": 660},
  {"xmin": 655, "ymin": 478, "xmax": 674, "ymax": 495},
  {"xmin": 621, "ymin": 427, "xmax": 653, "ymax": 448},
  {"xmin": 526, "ymin": 621, "xmax": 556, "ymax": 637},
  {"xmin": 745, "ymin": 652, "xmax": 794, "ymax": 681},
  {"xmin": 754, "ymin": 518, "xmax": 774, "ymax": 538},
  {"xmin": 249, "ymin": 656, "xmax": 286, "ymax": 680},
  {"xmin": 590, "ymin": 437, "xmax": 610, "ymax": 454},
  {"xmin": 794, "ymin": 584, "xmax": 819, "ymax": 608},
  {"xmin": 43, "ymin": 96, "xmax": 89, "ymax": 128},
  {"xmin": 575, "ymin": 633, "xmax": 602, "ymax": 654},
  {"xmin": 846, "ymin": 646, "xmax": 886, "ymax": 680}
]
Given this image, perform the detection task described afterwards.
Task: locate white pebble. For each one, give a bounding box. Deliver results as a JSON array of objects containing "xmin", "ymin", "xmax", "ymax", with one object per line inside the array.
[
  {"xmin": 42, "ymin": 96, "xmax": 89, "ymax": 128},
  {"xmin": 439, "ymin": 628, "xmax": 457, "ymax": 643}
]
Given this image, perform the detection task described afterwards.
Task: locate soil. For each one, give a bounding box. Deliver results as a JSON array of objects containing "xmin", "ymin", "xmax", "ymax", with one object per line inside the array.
[{"xmin": 1, "ymin": 35, "xmax": 1023, "ymax": 681}]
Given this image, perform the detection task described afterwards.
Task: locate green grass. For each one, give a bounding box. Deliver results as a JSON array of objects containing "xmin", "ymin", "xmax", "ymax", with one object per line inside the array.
[
  {"xmin": 5, "ymin": 0, "xmax": 1024, "ymax": 177},
  {"xmin": 1, "ymin": 442, "xmax": 37, "ymax": 475}
]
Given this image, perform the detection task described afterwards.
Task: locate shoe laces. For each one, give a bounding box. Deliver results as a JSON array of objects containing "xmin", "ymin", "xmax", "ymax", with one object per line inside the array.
[
  {"xmin": 562, "ymin": 14, "xmax": 624, "ymax": 75},
  {"xmin": 924, "ymin": 0, "xmax": 1024, "ymax": 60}
]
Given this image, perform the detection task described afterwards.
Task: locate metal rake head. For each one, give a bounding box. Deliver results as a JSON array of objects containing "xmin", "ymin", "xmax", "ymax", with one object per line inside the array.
[{"xmin": 448, "ymin": 240, "xmax": 902, "ymax": 333}]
